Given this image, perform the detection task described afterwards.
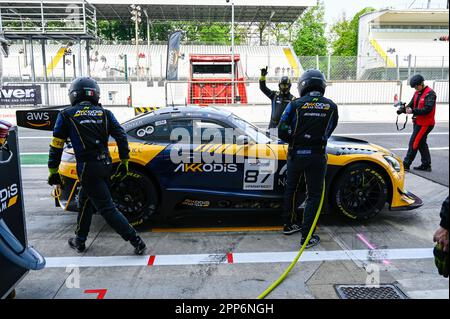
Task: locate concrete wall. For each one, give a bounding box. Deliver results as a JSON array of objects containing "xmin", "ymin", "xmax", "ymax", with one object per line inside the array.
[{"xmin": 1, "ymin": 104, "xmax": 448, "ymax": 127}]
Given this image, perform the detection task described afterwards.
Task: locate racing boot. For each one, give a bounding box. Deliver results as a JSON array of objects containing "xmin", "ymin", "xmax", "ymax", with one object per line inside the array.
[
  {"xmin": 403, "ymin": 162, "xmax": 410, "ymax": 172},
  {"xmin": 68, "ymin": 237, "xmax": 86, "ymax": 253},
  {"xmin": 130, "ymin": 236, "xmax": 147, "ymax": 255},
  {"xmin": 300, "ymin": 234, "xmax": 321, "ymax": 249},
  {"xmin": 413, "ymin": 164, "xmax": 432, "ymax": 172},
  {"xmin": 283, "ymin": 224, "xmax": 302, "ymax": 235}
]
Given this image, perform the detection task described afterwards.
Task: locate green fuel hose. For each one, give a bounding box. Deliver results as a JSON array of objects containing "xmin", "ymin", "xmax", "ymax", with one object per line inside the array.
[{"xmin": 257, "ymin": 180, "xmax": 326, "ymax": 299}]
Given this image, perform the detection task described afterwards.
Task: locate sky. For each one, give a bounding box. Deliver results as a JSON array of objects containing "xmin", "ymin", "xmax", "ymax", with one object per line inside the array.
[{"xmin": 323, "ymin": 0, "xmax": 449, "ymax": 25}]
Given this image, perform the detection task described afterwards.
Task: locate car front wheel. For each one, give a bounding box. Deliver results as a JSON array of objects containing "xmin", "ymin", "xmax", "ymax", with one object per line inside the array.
[
  {"xmin": 333, "ymin": 163, "xmax": 388, "ymax": 221},
  {"xmin": 110, "ymin": 169, "xmax": 158, "ymax": 226}
]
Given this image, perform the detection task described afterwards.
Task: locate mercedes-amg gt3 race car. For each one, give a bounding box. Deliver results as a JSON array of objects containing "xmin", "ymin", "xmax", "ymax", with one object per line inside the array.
[{"xmin": 48, "ymin": 106, "xmax": 421, "ymax": 226}]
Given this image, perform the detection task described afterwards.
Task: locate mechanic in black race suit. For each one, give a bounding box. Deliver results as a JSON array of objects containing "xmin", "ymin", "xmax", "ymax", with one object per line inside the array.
[
  {"xmin": 403, "ymin": 74, "xmax": 437, "ymax": 172},
  {"xmin": 278, "ymin": 69, "xmax": 338, "ymax": 248},
  {"xmin": 259, "ymin": 66, "xmax": 295, "ymax": 129},
  {"xmin": 47, "ymin": 77, "xmax": 146, "ymax": 255}
]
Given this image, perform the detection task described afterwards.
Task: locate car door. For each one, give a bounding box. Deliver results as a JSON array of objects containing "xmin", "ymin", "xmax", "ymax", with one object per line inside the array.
[{"xmin": 170, "ymin": 119, "xmax": 240, "ymax": 191}]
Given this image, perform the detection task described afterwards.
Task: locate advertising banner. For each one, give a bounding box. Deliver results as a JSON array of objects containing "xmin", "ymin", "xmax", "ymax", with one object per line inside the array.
[{"xmin": 0, "ymin": 85, "xmax": 42, "ymax": 106}]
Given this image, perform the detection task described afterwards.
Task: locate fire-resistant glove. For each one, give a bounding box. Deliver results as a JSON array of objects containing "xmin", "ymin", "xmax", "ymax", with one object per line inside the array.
[
  {"xmin": 112, "ymin": 159, "xmax": 129, "ymax": 181},
  {"xmin": 48, "ymin": 168, "xmax": 62, "ymax": 186},
  {"xmin": 260, "ymin": 66, "xmax": 268, "ymax": 77},
  {"xmin": 434, "ymin": 243, "xmax": 449, "ymax": 278}
]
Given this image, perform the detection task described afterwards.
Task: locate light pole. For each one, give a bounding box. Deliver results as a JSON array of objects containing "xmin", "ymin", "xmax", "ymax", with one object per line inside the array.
[
  {"xmin": 143, "ymin": 9, "xmax": 152, "ymax": 82},
  {"xmin": 267, "ymin": 11, "xmax": 275, "ymax": 72},
  {"xmin": 229, "ymin": 0, "xmax": 235, "ymax": 104},
  {"xmin": 130, "ymin": 4, "xmax": 142, "ymax": 80}
]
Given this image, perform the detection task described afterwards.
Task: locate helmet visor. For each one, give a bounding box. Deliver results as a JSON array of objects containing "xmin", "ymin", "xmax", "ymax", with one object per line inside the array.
[{"xmin": 279, "ymin": 83, "xmax": 290, "ymax": 91}]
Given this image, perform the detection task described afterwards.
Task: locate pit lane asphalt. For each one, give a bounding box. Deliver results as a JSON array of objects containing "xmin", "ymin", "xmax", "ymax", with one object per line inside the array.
[{"xmin": 12, "ymin": 122, "xmax": 450, "ymax": 299}]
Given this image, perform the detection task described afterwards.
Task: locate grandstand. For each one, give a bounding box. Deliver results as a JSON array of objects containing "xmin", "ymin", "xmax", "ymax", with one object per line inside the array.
[
  {"xmin": 357, "ymin": 9, "xmax": 449, "ymax": 80},
  {"xmin": 3, "ymin": 43, "xmax": 300, "ymax": 82}
]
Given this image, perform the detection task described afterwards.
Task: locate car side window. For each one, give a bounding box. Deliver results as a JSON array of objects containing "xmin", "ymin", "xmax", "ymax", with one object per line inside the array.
[
  {"xmin": 193, "ymin": 120, "xmax": 229, "ymax": 144},
  {"xmin": 133, "ymin": 119, "xmax": 171, "ymax": 142}
]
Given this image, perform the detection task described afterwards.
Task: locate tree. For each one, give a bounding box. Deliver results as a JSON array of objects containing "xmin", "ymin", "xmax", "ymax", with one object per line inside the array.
[
  {"xmin": 330, "ymin": 7, "xmax": 375, "ymax": 56},
  {"xmin": 292, "ymin": 2, "xmax": 327, "ymax": 57}
]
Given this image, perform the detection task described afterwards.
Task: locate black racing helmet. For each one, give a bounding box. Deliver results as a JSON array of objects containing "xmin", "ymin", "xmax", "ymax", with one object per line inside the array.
[
  {"xmin": 68, "ymin": 77, "xmax": 100, "ymax": 106},
  {"xmin": 298, "ymin": 69, "xmax": 327, "ymax": 97},
  {"xmin": 409, "ymin": 74, "xmax": 425, "ymax": 88},
  {"xmin": 279, "ymin": 76, "xmax": 292, "ymax": 93}
]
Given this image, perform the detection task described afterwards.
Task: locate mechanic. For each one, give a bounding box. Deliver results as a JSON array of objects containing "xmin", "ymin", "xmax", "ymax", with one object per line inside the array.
[
  {"xmin": 433, "ymin": 196, "xmax": 449, "ymax": 278},
  {"xmin": 47, "ymin": 77, "xmax": 146, "ymax": 255},
  {"xmin": 259, "ymin": 66, "xmax": 295, "ymax": 129},
  {"xmin": 278, "ymin": 69, "xmax": 338, "ymax": 247},
  {"xmin": 403, "ymin": 74, "xmax": 437, "ymax": 172}
]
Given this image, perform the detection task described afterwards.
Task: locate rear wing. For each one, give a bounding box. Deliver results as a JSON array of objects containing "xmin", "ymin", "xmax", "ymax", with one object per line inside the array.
[{"xmin": 15, "ymin": 106, "xmax": 69, "ymax": 131}]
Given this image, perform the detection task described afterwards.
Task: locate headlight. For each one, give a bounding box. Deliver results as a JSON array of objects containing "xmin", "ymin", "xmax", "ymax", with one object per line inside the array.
[{"xmin": 384, "ymin": 155, "xmax": 401, "ymax": 172}]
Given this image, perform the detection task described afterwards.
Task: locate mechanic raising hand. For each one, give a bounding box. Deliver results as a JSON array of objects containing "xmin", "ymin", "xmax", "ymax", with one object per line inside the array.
[
  {"xmin": 278, "ymin": 70, "xmax": 338, "ymax": 248},
  {"xmin": 47, "ymin": 77, "xmax": 146, "ymax": 255},
  {"xmin": 259, "ymin": 66, "xmax": 295, "ymax": 129}
]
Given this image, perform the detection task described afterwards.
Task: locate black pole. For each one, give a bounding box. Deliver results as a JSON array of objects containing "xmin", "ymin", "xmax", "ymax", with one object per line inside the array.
[
  {"xmin": 63, "ymin": 54, "xmax": 66, "ymax": 82},
  {"xmin": 72, "ymin": 54, "xmax": 76, "ymax": 78}
]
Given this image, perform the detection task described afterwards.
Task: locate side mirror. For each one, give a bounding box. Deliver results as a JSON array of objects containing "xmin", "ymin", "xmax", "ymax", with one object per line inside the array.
[{"xmin": 236, "ymin": 135, "xmax": 249, "ymax": 145}]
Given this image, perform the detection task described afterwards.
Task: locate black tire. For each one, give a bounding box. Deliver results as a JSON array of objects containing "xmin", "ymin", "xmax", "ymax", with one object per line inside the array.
[
  {"xmin": 110, "ymin": 169, "xmax": 158, "ymax": 226},
  {"xmin": 332, "ymin": 163, "xmax": 388, "ymax": 221}
]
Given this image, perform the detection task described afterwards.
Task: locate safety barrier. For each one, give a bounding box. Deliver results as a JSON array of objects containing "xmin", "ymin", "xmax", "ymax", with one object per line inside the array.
[
  {"xmin": 433, "ymin": 81, "xmax": 449, "ymax": 103},
  {"xmin": 165, "ymin": 80, "xmax": 404, "ymax": 106}
]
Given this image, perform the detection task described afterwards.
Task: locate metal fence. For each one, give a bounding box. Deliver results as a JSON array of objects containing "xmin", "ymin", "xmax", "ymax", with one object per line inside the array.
[
  {"xmin": 2, "ymin": 49, "xmax": 448, "ymax": 83},
  {"xmin": 300, "ymin": 55, "xmax": 449, "ymax": 81}
]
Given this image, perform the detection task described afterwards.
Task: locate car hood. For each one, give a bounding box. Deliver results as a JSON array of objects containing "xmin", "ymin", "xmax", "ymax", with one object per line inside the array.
[{"xmin": 327, "ymin": 136, "xmax": 394, "ymax": 156}]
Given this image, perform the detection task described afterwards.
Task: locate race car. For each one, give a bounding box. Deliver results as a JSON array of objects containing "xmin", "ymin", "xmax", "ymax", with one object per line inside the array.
[{"xmin": 48, "ymin": 106, "xmax": 421, "ymax": 226}]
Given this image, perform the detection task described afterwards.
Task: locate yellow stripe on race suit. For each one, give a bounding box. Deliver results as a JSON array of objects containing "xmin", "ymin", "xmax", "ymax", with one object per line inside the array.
[{"xmin": 50, "ymin": 137, "xmax": 65, "ymax": 149}]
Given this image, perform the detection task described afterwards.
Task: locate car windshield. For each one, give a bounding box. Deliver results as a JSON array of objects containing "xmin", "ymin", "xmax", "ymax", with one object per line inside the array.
[{"xmin": 229, "ymin": 115, "xmax": 274, "ymax": 144}]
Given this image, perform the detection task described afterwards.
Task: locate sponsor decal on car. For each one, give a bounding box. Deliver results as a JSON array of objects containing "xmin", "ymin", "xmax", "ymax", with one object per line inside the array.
[
  {"xmin": 174, "ymin": 163, "xmax": 238, "ymax": 173},
  {"xmin": 181, "ymin": 199, "xmax": 210, "ymax": 208},
  {"xmin": 0, "ymin": 183, "xmax": 18, "ymax": 214},
  {"xmin": 243, "ymin": 159, "xmax": 276, "ymax": 190}
]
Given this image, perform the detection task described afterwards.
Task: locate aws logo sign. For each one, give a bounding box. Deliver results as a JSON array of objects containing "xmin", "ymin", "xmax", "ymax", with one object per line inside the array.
[
  {"xmin": 26, "ymin": 111, "xmax": 51, "ymax": 128},
  {"xmin": 0, "ymin": 183, "xmax": 19, "ymax": 214}
]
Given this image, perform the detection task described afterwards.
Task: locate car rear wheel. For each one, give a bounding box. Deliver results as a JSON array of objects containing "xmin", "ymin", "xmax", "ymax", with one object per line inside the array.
[
  {"xmin": 110, "ymin": 169, "xmax": 158, "ymax": 226},
  {"xmin": 333, "ymin": 163, "xmax": 388, "ymax": 221}
]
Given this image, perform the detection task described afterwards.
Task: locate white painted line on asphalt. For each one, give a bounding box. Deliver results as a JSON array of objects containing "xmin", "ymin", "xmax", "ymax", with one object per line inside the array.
[
  {"xmin": 391, "ymin": 147, "xmax": 449, "ymax": 151},
  {"xmin": 44, "ymin": 248, "xmax": 433, "ymax": 268},
  {"xmin": 21, "ymin": 152, "xmax": 48, "ymax": 155}
]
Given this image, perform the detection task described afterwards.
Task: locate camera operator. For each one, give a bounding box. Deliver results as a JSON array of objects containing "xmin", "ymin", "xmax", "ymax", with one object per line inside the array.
[{"xmin": 402, "ymin": 74, "xmax": 437, "ymax": 172}]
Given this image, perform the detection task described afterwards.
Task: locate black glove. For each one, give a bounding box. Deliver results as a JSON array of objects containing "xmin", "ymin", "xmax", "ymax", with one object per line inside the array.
[
  {"xmin": 434, "ymin": 243, "xmax": 449, "ymax": 278},
  {"xmin": 260, "ymin": 66, "xmax": 268, "ymax": 77},
  {"xmin": 48, "ymin": 168, "xmax": 62, "ymax": 186}
]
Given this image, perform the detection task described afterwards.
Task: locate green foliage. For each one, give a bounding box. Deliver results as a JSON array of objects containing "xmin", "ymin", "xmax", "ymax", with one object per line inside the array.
[
  {"xmin": 292, "ymin": 2, "xmax": 328, "ymax": 57},
  {"xmin": 96, "ymin": 20, "xmax": 245, "ymax": 44},
  {"xmin": 330, "ymin": 7, "xmax": 375, "ymax": 56}
]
